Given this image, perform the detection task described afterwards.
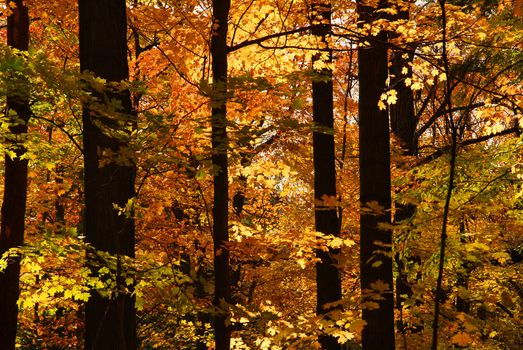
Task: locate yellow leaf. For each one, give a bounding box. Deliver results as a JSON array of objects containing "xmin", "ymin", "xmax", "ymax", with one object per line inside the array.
[
  {"xmin": 328, "ymin": 237, "xmax": 344, "ymax": 249},
  {"xmin": 297, "ymin": 258, "xmax": 307, "ymax": 269},
  {"xmin": 349, "ymin": 319, "xmax": 366, "ymax": 334},
  {"xmin": 387, "ymin": 93, "xmax": 397, "ymax": 105},
  {"xmin": 411, "ymin": 81, "xmax": 423, "ymax": 90},
  {"xmin": 370, "ymin": 280, "xmax": 390, "ymax": 293}
]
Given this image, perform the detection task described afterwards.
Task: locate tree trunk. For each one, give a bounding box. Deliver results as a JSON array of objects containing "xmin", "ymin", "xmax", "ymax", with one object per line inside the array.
[
  {"xmin": 211, "ymin": 1, "xmax": 231, "ymax": 349},
  {"xmin": 389, "ymin": 2, "xmax": 418, "ymax": 313},
  {"xmin": 0, "ymin": 2, "xmax": 30, "ymax": 349},
  {"xmin": 311, "ymin": 2, "xmax": 342, "ymax": 350},
  {"xmin": 357, "ymin": 1, "xmax": 395, "ymax": 349},
  {"xmin": 79, "ymin": 1, "xmax": 136, "ymax": 349},
  {"xmin": 456, "ymin": 220, "xmax": 471, "ymax": 313}
]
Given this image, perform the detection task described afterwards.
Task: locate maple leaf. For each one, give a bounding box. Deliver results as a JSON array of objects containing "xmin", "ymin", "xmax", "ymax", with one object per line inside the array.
[
  {"xmin": 370, "ymin": 280, "xmax": 390, "ymax": 294},
  {"xmin": 348, "ymin": 319, "xmax": 366, "ymax": 334},
  {"xmin": 362, "ymin": 200, "xmax": 386, "ymax": 215}
]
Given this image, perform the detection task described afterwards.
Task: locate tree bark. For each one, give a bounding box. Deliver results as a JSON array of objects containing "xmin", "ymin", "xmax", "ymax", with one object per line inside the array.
[
  {"xmin": 311, "ymin": 2, "xmax": 342, "ymax": 350},
  {"xmin": 389, "ymin": 2, "xmax": 418, "ymax": 315},
  {"xmin": 211, "ymin": 1, "xmax": 231, "ymax": 349},
  {"xmin": 0, "ymin": 1, "xmax": 30, "ymax": 349},
  {"xmin": 357, "ymin": 1, "xmax": 395, "ymax": 349},
  {"xmin": 79, "ymin": 1, "xmax": 136, "ymax": 349},
  {"xmin": 390, "ymin": 23, "xmax": 416, "ymax": 156}
]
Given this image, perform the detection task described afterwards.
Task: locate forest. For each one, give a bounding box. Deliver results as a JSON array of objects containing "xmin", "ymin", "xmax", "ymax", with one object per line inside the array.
[{"xmin": 0, "ymin": 0, "xmax": 522, "ymax": 349}]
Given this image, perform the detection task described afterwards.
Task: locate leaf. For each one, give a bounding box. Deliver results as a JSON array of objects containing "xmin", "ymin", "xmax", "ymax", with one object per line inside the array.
[
  {"xmin": 348, "ymin": 319, "xmax": 366, "ymax": 334},
  {"xmin": 370, "ymin": 280, "xmax": 390, "ymax": 294},
  {"xmin": 328, "ymin": 237, "xmax": 344, "ymax": 249},
  {"xmin": 451, "ymin": 331, "xmax": 474, "ymax": 347},
  {"xmin": 362, "ymin": 200, "xmax": 385, "ymax": 215},
  {"xmin": 296, "ymin": 258, "xmax": 307, "ymax": 269}
]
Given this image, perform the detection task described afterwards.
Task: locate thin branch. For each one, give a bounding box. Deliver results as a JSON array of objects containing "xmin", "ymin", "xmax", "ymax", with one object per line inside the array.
[
  {"xmin": 416, "ymin": 102, "xmax": 484, "ymax": 140},
  {"xmin": 230, "ymin": 0, "xmax": 255, "ymax": 47},
  {"xmin": 155, "ymin": 45, "xmax": 201, "ymax": 90},
  {"xmin": 31, "ymin": 115, "xmax": 83, "ymax": 153},
  {"xmin": 496, "ymin": 302, "xmax": 514, "ymax": 318},
  {"xmin": 228, "ymin": 26, "xmax": 312, "ymax": 52},
  {"xmin": 418, "ymin": 126, "xmax": 520, "ymax": 166},
  {"xmin": 415, "ymin": 79, "xmax": 459, "ymax": 139}
]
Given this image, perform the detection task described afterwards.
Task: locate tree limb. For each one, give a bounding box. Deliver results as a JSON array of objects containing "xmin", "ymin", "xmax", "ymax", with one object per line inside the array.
[
  {"xmin": 228, "ymin": 26, "xmax": 312, "ymax": 52},
  {"xmin": 418, "ymin": 126, "xmax": 520, "ymax": 166}
]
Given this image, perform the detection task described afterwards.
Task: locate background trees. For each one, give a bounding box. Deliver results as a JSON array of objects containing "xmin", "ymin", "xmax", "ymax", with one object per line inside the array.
[{"xmin": 0, "ymin": 0, "xmax": 521, "ymax": 349}]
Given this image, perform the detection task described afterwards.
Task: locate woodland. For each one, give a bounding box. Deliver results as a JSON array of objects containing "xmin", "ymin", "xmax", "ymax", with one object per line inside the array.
[{"xmin": 0, "ymin": 0, "xmax": 522, "ymax": 349}]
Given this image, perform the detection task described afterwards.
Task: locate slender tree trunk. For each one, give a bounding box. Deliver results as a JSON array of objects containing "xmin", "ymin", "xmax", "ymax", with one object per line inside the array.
[
  {"xmin": 0, "ymin": 2, "xmax": 30, "ymax": 349},
  {"xmin": 211, "ymin": 1, "xmax": 231, "ymax": 349},
  {"xmin": 357, "ymin": 1, "xmax": 395, "ymax": 349},
  {"xmin": 431, "ymin": 2, "xmax": 456, "ymax": 348},
  {"xmin": 79, "ymin": 1, "xmax": 136, "ymax": 349},
  {"xmin": 456, "ymin": 220, "xmax": 471, "ymax": 313},
  {"xmin": 311, "ymin": 2, "xmax": 342, "ymax": 350}
]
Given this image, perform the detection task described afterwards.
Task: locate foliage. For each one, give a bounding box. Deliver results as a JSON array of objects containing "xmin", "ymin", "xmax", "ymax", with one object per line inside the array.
[{"xmin": 0, "ymin": 0, "xmax": 522, "ymax": 349}]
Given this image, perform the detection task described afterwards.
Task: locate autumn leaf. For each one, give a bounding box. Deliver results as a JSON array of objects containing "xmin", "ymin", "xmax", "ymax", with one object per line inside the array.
[
  {"xmin": 451, "ymin": 331, "xmax": 474, "ymax": 347},
  {"xmin": 370, "ymin": 280, "xmax": 390, "ymax": 294}
]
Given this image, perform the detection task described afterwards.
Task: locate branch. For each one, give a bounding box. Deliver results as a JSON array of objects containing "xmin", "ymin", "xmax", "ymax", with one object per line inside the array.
[
  {"xmin": 230, "ymin": 0, "xmax": 256, "ymax": 47},
  {"xmin": 509, "ymin": 280, "xmax": 523, "ymax": 301},
  {"xmin": 418, "ymin": 126, "xmax": 519, "ymax": 166},
  {"xmin": 155, "ymin": 46, "xmax": 201, "ymax": 90},
  {"xmin": 416, "ymin": 101, "xmax": 485, "ymax": 139},
  {"xmin": 495, "ymin": 302, "xmax": 514, "ymax": 318},
  {"xmin": 415, "ymin": 79, "xmax": 460, "ymax": 139},
  {"xmin": 228, "ymin": 26, "xmax": 312, "ymax": 52},
  {"xmin": 32, "ymin": 115, "xmax": 83, "ymax": 154}
]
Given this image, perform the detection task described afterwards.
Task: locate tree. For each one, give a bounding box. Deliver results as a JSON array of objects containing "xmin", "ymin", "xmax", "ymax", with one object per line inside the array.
[
  {"xmin": 78, "ymin": 0, "xmax": 136, "ymax": 349},
  {"xmin": 210, "ymin": 0, "xmax": 231, "ymax": 349},
  {"xmin": 0, "ymin": 1, "xmax": 30, "ymax": 349},
  {"xmin": 388, "ymin": 0, "xmax": 419, "ymax": 324},
  {"xmin": 389, "ymin": 1, "xmax": 416, "ymax": 157},
  {"xmin": 311, "ymin": 2, "xmax": 342, "ymax": 349},
  {"xmin": 357, "ymin": 1, "xmax": 395, "ymax": 349}
]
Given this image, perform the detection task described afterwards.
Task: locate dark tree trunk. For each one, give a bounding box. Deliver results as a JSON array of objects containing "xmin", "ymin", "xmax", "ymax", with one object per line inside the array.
[
  {"xmin": 79, "ymin": 1, "xmax": 136, "ymax": 349},
  {"xmin": 55, "ymin": 165, "xmax": 66, "ymax": 232},
  {"xmin": 0, "ymin": 2, "xmax": 30, "ymax": 349},
  {"xmin": 211, "ymin": 1, "xmax": 231, "ymax": 349},
  {"xmin": 389, "ymin": 2, "xmax": 417, "ymax": 158},
  {"xmin": 390, "ymin": 54, "xmax": 416, "ymax": 154},
  {"xmin": 456, "ymin": 220, "xmax": 471, "ymax": 313},
  {"xmin": 357, "ymin": 1, "xmax": 395, "ymax": 349},
  {"xmin": 311, "ymin": 2, "xmax": 342, "ymax": 350},
  {"xmin": 389, "ymin": 3, "xmax": 418, "ymax": 312}
]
